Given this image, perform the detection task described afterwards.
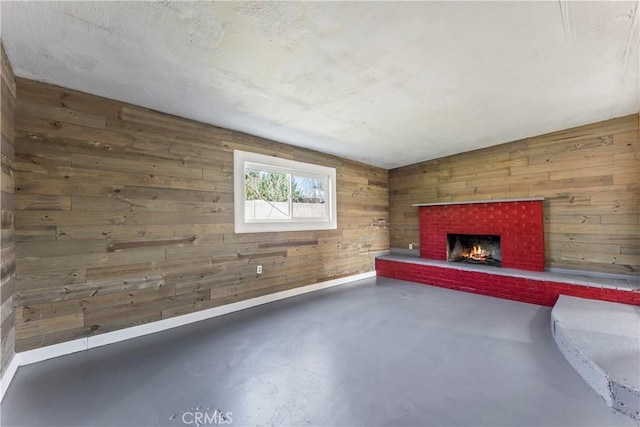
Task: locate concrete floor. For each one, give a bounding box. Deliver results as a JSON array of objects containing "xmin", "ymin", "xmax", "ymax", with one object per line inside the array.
[{"xmin": 0, "ymin": 277, "xmax": 633, "ymax": 427}]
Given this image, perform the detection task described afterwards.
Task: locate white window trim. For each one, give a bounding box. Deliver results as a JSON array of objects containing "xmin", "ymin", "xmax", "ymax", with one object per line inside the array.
[{"xmin": 234, "ymin": 150, "xmax": 337, "ymax": 233}]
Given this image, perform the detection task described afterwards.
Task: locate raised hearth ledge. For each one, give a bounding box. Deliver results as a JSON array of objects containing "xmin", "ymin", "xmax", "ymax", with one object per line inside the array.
[
  {"xmin": 377, "ymin": 254, "xmax": 639, "ymax": 292},
  {"xmin": 412, "ymin": 197, "xmax": 544, "ymax": 207}
]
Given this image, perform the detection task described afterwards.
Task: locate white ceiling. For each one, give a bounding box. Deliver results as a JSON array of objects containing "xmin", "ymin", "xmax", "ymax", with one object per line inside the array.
[{"xmin": 1, "ymin": 1, "xmax": 638, "ymax": 169}]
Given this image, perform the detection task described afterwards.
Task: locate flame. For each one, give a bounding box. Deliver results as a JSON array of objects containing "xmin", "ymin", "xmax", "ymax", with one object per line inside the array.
[{"xmin": 462, "ymin": 244, "xmax": 486, "ymax": 261}]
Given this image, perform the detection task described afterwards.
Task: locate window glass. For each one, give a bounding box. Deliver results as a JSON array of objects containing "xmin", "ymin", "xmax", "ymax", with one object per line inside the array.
[{"xmin": 234, "ymin": 150, "xmax": 337, "ymax": 233}]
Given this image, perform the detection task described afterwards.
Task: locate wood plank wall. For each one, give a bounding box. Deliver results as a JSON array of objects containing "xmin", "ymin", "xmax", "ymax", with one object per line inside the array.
[
  {"xmin": 1, "ymin": 43, "xmax": 17, "ymax": 375},
  {"xmin": 13, "ymin": 79, "xmax": 389, "ymax": 352},
  {"xmin": 389, "ymin": 115, "xmax": 640, "ymax": 275}
]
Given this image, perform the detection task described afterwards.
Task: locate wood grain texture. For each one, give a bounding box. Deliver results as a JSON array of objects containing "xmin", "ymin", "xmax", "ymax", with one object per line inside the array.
[
  {"xmin": 389, "ymin": 115, "xmax": 640, "ymax": 275},
  {"xmin": 1, "ymin": 43, "xmax": 16, "ymax": 375},
  {"xmin": 13, "ymin": 78, "xmax": 389, "ymax": 351}
]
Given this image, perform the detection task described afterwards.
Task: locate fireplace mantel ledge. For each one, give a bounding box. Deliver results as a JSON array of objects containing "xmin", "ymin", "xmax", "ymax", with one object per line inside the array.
[{"xmin": 412, "ymin": 197, "xmax": 544, "ymax": 207}]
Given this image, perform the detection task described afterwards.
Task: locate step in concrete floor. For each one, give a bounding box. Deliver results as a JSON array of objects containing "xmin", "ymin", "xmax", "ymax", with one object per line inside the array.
[{"xmin": 552, "ymin": 295, "xmax": 640, "ymax": 421}]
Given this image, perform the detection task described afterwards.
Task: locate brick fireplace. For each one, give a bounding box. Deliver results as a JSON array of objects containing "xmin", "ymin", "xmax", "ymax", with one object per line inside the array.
[
  {"xmin": 417, "ymin": 198, "xmax": 545, "ymax": 272},
  {"xmin": 376, "ymin": 197, "xmax": 639, "ymax": 307}
]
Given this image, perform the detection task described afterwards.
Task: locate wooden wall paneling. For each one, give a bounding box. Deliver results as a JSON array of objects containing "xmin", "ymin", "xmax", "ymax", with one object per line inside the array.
[
  {"xmin": 16, "ymin": 78, "xmax": 122, "ymax": 120},
  {"xmin": 389, "ymin": 115, "xmax": 640, "ymax": 275},
  {"xmin": 0, "ymin": 42, "xmax": 16, "ymax": 376},
  {"xmin": 15, "ymin": 269, "xmax": 87, "ymax": 292},
  {"xmin": 16, "ymin": 100, "xmax": 106, "ymax": 129},
  {"xmin": 13, "ymin": 79, "xmax": 389, "ymax": 351}
]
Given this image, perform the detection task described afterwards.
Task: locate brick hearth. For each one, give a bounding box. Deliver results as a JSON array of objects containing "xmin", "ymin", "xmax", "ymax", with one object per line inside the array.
[{"xmin": 375, "ymin": 255, "xmax": 640, "ymax": 307}]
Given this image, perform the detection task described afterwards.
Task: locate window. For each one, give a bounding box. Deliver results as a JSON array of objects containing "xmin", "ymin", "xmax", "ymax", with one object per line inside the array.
[{"xmin": 234, "ymin": 150, "xmax": 337, "ymax": 233}]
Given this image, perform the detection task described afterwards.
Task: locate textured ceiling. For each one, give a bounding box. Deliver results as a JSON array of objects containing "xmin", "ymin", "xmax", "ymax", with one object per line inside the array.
[{"xmin": 1, "ymin": 1, "xmax": 638, "ymax": 169}]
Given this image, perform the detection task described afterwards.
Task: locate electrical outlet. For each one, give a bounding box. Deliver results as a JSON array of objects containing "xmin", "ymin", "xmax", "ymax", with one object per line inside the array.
[
  {"xmin": 256, "ymin": 265, "xmax": 262, "ymax": 274},
  {"xmin": 409, "ymin": 243, "xmax": 413, "ymax": 250}
]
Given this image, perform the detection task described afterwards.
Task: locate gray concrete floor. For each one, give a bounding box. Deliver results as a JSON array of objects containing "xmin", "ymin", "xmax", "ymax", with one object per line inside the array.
[{"xmin": 1, "ymin": 277, "xmax": 633, "ymax": 427}]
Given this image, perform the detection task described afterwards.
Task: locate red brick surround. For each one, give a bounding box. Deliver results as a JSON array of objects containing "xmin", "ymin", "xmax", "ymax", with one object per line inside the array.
[
  {"xmin": 376, "ymin": 258, "xmax": 640, "ymax": 307},
  {"xmin": 385, "ymin": 199, "xmax": 639, "ymax": 306},
  {"xmin": 419, "ymin": 200, "xmax": 544, "ymax": 271}
]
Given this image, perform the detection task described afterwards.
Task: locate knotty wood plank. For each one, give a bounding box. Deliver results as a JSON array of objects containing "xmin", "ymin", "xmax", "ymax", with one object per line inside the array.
[
  {"xmin": 79, "ymin": 280, "xmax": 171, "ymax": 311},
  {"xmin": 16, "ymin": 211, "xmax": 128, "ymax": 227},
  {"xmin": 16, "ymin": 312, "xmax": 84, "ymax": 340},
  {"xmin": 15, "ymin": 178, "xmax": 125, "ymax": 198},
  {"xmin": 16, "ymin": 248, "xmax": 166, "ymax": 273},
  {"xmin": 124, "ymin": 211, "xmax": 231, "ymax": 226},
  {"xmin": 72, "ymin": 153, "xmax": 203, "ymax": 180},
  {"xmin": 15, "ymin": 326, "xmax": 91, "ymax": 352},
  {"xmin": 15, "ymin": 159, "xmax": 215, "ymax": 192},
  {"xmin": 56, "ymin": 223, "xmax": 229, "ymax": 241},
  {"xmin": 258, "ymin": 239, "xmax": 319, "ymax": 249},
  {"xmin": 85, "ymin": 257, "xmax": 213, "ymax": 281},
  {"xmin": 71, "ymin": 196, "xmax": 131, "ymax": 212},
  {"xmin": 20, "ymin": 300, "xmax": 84, "ymax": 323},
  {"xmin": 16, "ymin": 239, "xmax": 106, "ymax": 258},
  {"xmin": 17, "ymin": 100, "xmax": 106, "ymax": 129},
  {"xmin": 15, "ymin": 116, "xmax": 134, "ymax": 149},
  {"xmin": 125, "ymin": 185, "xmax": 220, "ymax": 202},
  {"xmin": 15, "ymin": 269, "xmax": 87, "ymax": 291},
  {"xmin": 16, "ymin": 195, "xmax": 71, "ymax": 211},
  {"xmin": 107, "ymin": 237, "xmax": 196, "ymax": 252},
  {"xmin": 15, "ymin": 274, "xmax": 166, "ymax": 306},
  {"xmin": 16, "ymin": 78, "xmax": 122, "ymax": 119}
]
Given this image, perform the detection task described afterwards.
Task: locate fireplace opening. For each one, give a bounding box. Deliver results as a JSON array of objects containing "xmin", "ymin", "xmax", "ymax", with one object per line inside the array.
[{"xmin": 447, "ymin": 234, "xmax": 502, "ymax": 267}]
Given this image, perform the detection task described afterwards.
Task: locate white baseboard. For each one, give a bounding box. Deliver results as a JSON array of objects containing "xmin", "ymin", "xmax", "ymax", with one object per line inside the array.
[
  {"xmin": 0, "ymin": 354, "xmax": 19, "ymax": 403},
  {"xmin": 0, "ymin": 271, "xmax": 375, "ymax": 402}
]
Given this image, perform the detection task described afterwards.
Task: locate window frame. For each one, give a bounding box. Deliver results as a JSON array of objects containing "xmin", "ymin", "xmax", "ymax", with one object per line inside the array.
[{"xmin": 233, "ymin": 150, "xmax": 338, "ymax": 233}]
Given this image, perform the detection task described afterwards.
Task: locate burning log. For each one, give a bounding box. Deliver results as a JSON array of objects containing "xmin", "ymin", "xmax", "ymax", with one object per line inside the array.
[{"xmin": 446, "ymin": 234, "xmax": 502, "ymax": 267}]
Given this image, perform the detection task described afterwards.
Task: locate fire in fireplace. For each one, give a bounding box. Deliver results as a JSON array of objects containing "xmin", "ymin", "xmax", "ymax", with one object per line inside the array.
[{"xmin": 447, "ymin": 234, "xmax": 502, "ymax": 267}]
